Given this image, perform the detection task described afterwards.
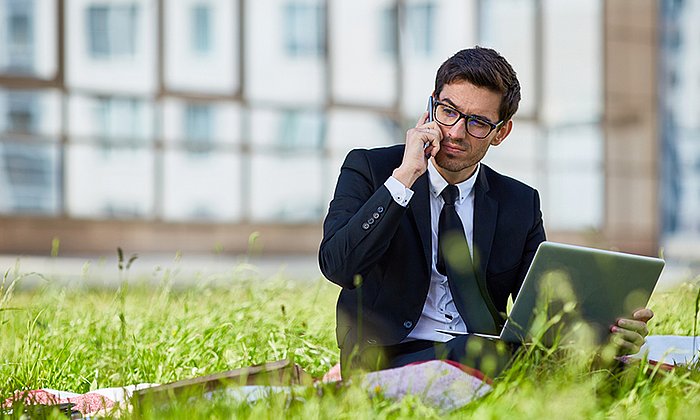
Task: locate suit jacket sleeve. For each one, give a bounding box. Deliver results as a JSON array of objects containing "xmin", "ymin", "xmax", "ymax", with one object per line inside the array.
[{"xmin": 319, "ymin": 149, "xmax": 407, "ymax": 289}]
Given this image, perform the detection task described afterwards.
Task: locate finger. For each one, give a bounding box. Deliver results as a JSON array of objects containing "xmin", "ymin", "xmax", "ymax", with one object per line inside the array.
[
  {"xmin": 405, "ymin": 127, "xmax": 439, "ymax": 162},
  {"xmin": 616, "ymin": 318, "xmax": 649, "ymax": 337},
  {"xmin": 610, "ymin": 328, "xmax": 645, "ymax": 355},
  {"xmin": 409, "ymin": 126, "xmax": 440, "ymax": 144},
  {"xmin": 610, "ymin": 333, "xmax": 641, "ymax": 355},
  {"xmin": 611, "ymin": 326, "xmax": 646, "ymax": 347},
  {"xmin": 411, "ymin": 125, "xmax": 441, "ymax": 153},
  {"xmin": 428, "ymin": 131, "xmax": 441, "ymax": 156},
  {"xmin": 633, "ymin": 308, "xmax": 654, "ymax": 323},
  {"xmin": 416, "ymin": 112, "xmax": 429, "ymax": 128},
  {"xmin": 424, "ymin": 140, "xmax": 440, "ymax": 158}
]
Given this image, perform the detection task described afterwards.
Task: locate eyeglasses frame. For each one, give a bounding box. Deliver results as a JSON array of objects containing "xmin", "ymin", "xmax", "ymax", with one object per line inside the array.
[{"xmin": 431, "ymin": 99, "xmax": 504, "ymax": 139}]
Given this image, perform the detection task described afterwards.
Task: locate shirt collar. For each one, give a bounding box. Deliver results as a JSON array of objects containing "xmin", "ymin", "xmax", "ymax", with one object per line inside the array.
[{"xmin": 427, "ymin": 160, "xmax": 480, "ymax": 204}]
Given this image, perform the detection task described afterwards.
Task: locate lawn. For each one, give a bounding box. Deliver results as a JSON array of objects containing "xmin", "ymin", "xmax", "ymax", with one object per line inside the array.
[{"xmin": 1, "ymin": 259, "xmax": 700, "ymax": 418}]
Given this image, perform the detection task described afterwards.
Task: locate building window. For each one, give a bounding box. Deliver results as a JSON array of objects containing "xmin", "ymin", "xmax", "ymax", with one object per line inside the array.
[
  {"xmin": 86, "ymin": 4, "xmax": 139, "ymax": 58},
  {"xmin": 1, "ymin": 143, "xmax": 53, "ymax": 212},
  {"xmin": 278, "ymin": 110, "xmax": 323, "ymax": 151},
  {"xmin": 380, "ymin": 5, "xmax": 398, "ymax": 57},
  {"xmin": 191, "ymin": 4, "xmax": 211, "ymax": 54},
  {"xmin": 283, "ymin": 2, "xmax": 326, "ymax": 57},
  {"xmin": 184, "ymin": 103, "xmax": 213, "ymax": 154},
  {"xmin": 0, "ymin": 90, "xmax": 55, "ymax": 214},
  {"xmin": 94, "ymin": 96, "xmax": 143, "ymax": 146},
  {"xmin": 5, "ymin": 0, "xmax": 34, "ymax": 71},
  {"xmin": 5, "ymin": 91, "xmax": 37, "ymax": 134},
  {"xmin": 406, "ymin": 2, "xmax": 435, "ymax": 55}
]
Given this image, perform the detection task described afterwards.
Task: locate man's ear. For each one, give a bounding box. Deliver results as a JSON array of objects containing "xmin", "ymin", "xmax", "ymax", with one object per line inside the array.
[{"xmin": 491, "ymin": 120, "xmax": 513, "ymax": 146}]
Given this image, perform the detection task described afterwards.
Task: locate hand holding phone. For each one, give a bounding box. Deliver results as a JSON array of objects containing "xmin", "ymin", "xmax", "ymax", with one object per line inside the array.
[{"xmin": 393, "ymin": 96, "xmax": 441, "ymax": 187}]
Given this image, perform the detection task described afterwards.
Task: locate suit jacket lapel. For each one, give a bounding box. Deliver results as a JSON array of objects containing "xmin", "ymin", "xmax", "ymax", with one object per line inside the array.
[
  {"xmin": 409, "ymin": 168, "xmax": 497, "ymax": 284},
  {"xmin": 409, "ymin": 173, "xmax": 432, "ymax": 275},
  {"xmin": 473, "ymin": 168, "xmax": 497, "ymax": 283},
  {"xmin": 473, "ymin": 167, "xmax": 507, "ymax": 327}
]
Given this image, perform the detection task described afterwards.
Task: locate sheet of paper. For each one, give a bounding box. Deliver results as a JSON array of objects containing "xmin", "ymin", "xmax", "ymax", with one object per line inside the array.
[{"xmin": 634, "ymin": 335, "xmax": 700, "ymax": 365}]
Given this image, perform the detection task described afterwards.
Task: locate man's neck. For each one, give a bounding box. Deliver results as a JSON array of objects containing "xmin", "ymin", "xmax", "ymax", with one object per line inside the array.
[{"xmin": 427, "ymin": 160, "xmax": 480, "ymax": 198}]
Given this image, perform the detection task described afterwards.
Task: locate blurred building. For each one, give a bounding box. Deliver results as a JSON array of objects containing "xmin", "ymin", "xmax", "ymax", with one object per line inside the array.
[
  {"xmin": 0, "ymin": 0, "xmax": 685, "ymax": 259},
  {"xmin": 661, "ymin": 0, "xmax": 700, "ymax": 260}
]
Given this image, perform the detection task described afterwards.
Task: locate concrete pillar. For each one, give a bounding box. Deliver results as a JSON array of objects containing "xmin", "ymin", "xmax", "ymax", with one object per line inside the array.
[{"xmin": 603, "ymin": 0, "xmax": 660, "ymax": 256}]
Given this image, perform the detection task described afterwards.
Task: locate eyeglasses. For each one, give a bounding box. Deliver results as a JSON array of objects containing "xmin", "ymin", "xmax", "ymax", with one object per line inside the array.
[{"xmin": 432, "ymin": 100, "xmax": 503, "ymax": 139}]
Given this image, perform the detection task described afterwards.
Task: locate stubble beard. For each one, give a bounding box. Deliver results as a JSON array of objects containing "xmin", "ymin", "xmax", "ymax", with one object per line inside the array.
[{"xmin": 434, "ymin": 137, "xmax": 487, "ymax": 174}]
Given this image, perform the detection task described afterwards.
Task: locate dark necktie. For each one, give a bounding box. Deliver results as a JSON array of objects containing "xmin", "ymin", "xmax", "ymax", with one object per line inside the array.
[{"xmin": 437, "ymin": 185, "xmax": 497, "ymax": 334}]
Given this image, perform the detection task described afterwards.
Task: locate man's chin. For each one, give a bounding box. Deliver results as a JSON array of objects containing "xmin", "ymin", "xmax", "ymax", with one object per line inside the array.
[{"xmin": 434, "ymin": 154, "xmax": 472, "ymax": 173}]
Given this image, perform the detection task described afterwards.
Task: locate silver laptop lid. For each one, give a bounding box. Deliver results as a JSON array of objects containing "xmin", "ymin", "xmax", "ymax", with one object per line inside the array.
[{"xmin": 500, "ymin": 241, "xmax": 665, "ymax": 345}]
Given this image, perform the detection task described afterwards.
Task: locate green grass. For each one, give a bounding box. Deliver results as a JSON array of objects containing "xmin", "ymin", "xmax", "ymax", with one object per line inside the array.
[{"xmin": 1, "ymin": 262, "xmax": 700, "ymax": 418}]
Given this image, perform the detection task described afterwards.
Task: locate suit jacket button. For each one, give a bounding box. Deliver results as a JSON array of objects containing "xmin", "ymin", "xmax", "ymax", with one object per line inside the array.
[
  {"xmin": 362, "ymin": 222, "xmax": 370, "ymax": 230},
  {"xmin": 367, "ymin": 338, "xmax": 377, "ymax": 345},
  {"xmin": 373, "ymin": 212, "xmax": 380, "ymax": 219},
  {"xmin": 377, "ymin": 206, "xmax": 384, "ymax": 213},
  {"xmin": 367, "ymin": 218, "xmax": 374, "ymax": 225},
  {"xmin": 403, "ymin": 320, "xmax": 413, "ymax": 329}
]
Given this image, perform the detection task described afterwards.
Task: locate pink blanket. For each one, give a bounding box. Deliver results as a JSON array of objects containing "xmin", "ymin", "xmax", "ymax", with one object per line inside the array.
[{"xmin": 3, "ymin": 384, "xmax": 157, "ymax": 416}]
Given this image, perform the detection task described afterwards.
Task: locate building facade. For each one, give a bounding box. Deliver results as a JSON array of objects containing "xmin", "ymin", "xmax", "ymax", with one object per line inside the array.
[
  {"xmin": 661, "ymin": 0, "xmax": 700, "ymax": 260},
  {"xmin": 0, "ymin": 0, "xmax": 679, "ymax": 259}
]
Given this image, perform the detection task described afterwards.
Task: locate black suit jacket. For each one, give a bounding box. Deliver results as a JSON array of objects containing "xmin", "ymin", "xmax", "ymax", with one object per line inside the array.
[{"xmin": 319, "ymin": 145, "xmax": 546, "ymax": 365}]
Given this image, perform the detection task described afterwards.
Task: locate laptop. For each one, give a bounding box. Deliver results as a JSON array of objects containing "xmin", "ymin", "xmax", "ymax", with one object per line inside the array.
[{"xmin": 436, "ymin": 241, "xmax": 665, "ymax": 345}]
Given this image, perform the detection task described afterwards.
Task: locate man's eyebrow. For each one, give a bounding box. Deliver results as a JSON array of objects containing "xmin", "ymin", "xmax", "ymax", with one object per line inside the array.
[
  {"xmin": 441, "ymin": 98, "xmax": 461, "ymax": 110},
  {"xmin": 441, "ymin": 98, "xmax": 496, "ymax": 123}
]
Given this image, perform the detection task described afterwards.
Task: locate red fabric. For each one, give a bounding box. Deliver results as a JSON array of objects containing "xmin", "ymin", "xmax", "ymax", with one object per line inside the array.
[
  {"xmin": 3, "ymin": 389, "xmax": 60, "ymax": 407},
  {"xmin": 406, "ymin": 359, "xmax": 493, "ymax": 384},
  {"xmin": 3, "ymin": 389, "xmax": 115, "ymax": 415},
  {"xmin": 618, "ymin": 355, "xmax": 676, "ymax": 372},
  {"xmin": 67, "ymin": 392, "xmax": 115, "ymax": 414}
]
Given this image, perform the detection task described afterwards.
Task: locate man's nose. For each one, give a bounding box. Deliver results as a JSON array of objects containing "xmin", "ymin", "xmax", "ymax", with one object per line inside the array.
[{"xmin": 448, "ymin": 117, "xmax": 468, "ymax": 138}]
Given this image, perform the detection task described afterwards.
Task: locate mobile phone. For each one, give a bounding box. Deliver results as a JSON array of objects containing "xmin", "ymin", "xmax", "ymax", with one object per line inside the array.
[
  {"xmin": 427, "ymin": 96, "xmax": 434, "ymax": 123},
  {"xmin": 424, "ymin": 96, "xmax": 434, "ymax": 158}
]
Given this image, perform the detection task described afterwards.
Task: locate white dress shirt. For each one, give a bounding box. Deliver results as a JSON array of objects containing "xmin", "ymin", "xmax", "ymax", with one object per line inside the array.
[{"xmin": 383, "ymin": 160, "xmax": 480, "ymax": 342}]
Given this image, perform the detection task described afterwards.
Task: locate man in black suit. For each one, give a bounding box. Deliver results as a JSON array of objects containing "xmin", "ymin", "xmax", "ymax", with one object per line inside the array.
[{"xmin": 319, "ymin": 47, "xmax": 652, "ymax": 375}]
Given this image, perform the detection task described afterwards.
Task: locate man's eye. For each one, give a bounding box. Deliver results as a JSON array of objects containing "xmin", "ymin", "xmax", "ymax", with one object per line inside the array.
[
  {"xmin": 468, "ymin": 119, "xmax": 490, "ymax": 128},
  {"xmin": 441, "ymin": 107, "xmax": 458, "ymax": 117}
]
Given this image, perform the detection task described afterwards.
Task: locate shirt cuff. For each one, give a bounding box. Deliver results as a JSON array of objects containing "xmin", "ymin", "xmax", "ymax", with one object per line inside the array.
[{"xmin": 384, "ymin": 176, "xmax": 414, "ymax": 207}]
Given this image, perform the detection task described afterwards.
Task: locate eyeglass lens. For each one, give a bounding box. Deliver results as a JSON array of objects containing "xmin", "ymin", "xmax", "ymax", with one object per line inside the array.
[{"xmin": 434, "ymin": 103, "xmax": 494, "ymax": 138}]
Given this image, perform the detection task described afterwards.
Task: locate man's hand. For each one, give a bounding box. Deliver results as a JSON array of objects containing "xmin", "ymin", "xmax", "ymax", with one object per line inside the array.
[
  {"xmin": 392, "ymin": 112, "xmax": 442, "ymax": 188},
  {"xmin": 610, "ymin": 308, "xmax": 654, "ymax": 355}
]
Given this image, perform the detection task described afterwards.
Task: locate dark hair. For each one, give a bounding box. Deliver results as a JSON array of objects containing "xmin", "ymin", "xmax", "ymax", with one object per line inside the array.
[{"xmin": 434, "ymin": 46, "xmax": 521, "ymax": 122}]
